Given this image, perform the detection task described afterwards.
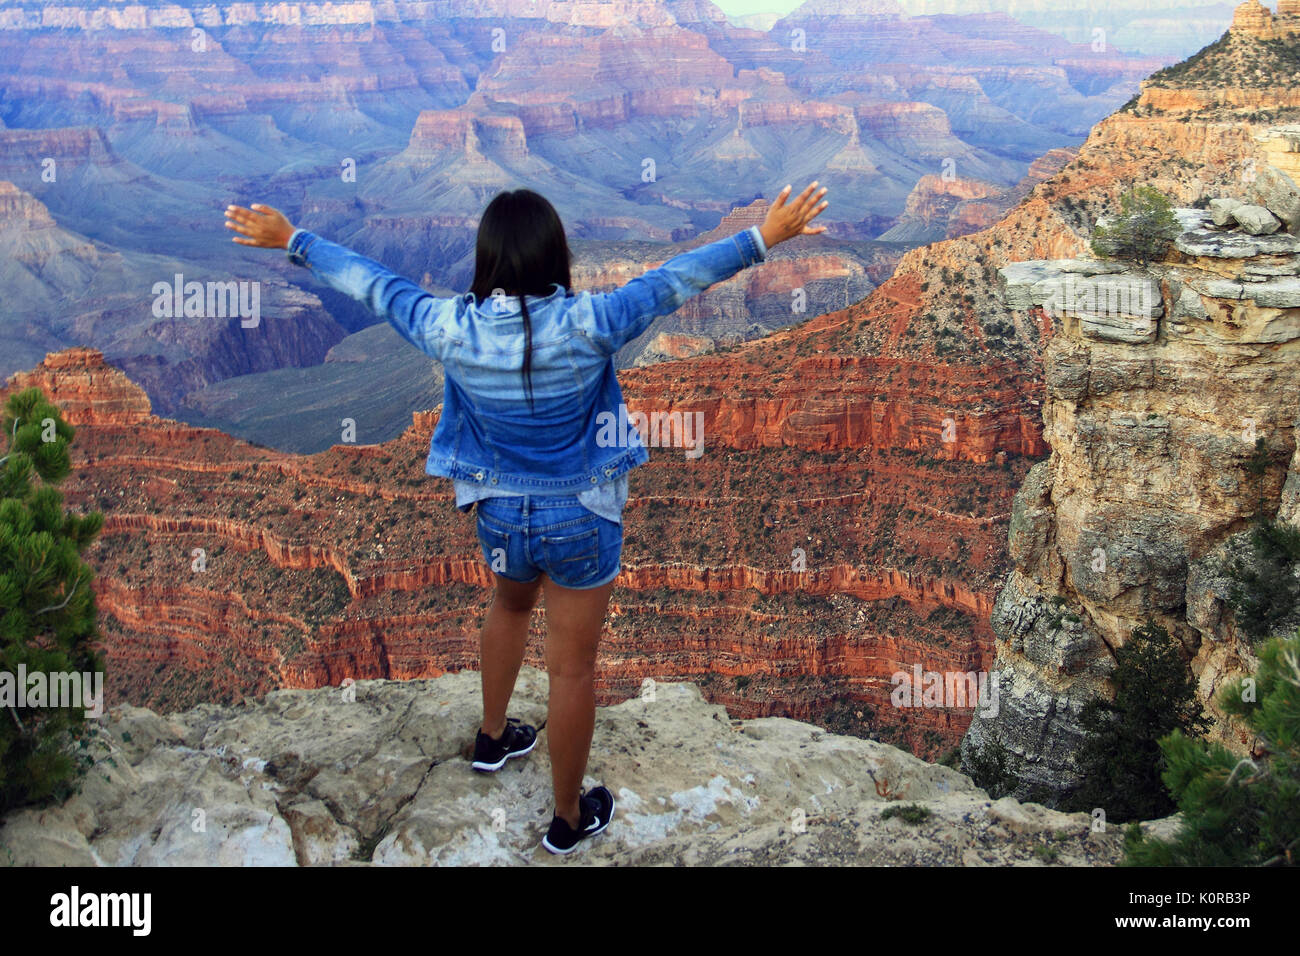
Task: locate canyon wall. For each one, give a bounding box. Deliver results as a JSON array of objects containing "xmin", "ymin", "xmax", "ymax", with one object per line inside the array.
[
  {"xmin": 962, "ymin": 150, "xmax": 1300, "ymax": 798},
  {"xmin": 8, "ymin": 342, "xmax": 1022, "ymax": 759}
]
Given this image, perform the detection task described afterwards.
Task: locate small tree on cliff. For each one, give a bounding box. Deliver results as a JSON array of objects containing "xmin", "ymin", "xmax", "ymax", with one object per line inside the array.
[
  {"xmin": 0, "ymin": 386, "xmax": 104, "ymax": 815},
  {"xmin": 1091, "ymin": 186, "xmax": 1182, "ymax": 268},
  {"xmin": 1124, "ymin": 632, "xmax": 1300, "ymax": 866},
  {"xmin": 1064, "ymin": 619, "xmax": 1210, "ymax": 823},
  {"xmin": 1227, "ymin": 518, "xmax": 1300, "ymax": 642}
]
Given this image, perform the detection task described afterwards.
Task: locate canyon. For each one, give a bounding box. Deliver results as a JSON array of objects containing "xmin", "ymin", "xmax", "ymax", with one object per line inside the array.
[
  {"xmin": 0, "ymin": 0, "xmax": 1168, "ymax": 446},
  {"xmin": 6, "ymin": 343, "xmax": 1019, "ymax": 759},
  {"xmin": 5, "ymin": 2, "xmax": 1300, "ymax": 780},
  {"xmin": 894, "ymin": 1, "xmax": 1239, "ymax": 58}
]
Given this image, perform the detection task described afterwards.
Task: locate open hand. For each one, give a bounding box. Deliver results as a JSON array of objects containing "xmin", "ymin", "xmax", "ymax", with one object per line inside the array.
[
  {"xmin": 759, "ymin": 182, "xmax": 829, "ymax": 249},
  {"xmin": 225, "ymin": 203, "xmax": 296, "ymax": 250}
]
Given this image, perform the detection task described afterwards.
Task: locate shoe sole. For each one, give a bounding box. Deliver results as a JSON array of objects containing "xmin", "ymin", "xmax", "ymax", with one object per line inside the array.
[
  {"xmin": 540, "ymin": 792, "xmax": 615, "ymax": 855},
  {"xmin": 471, "ymin": 736, "xmax": 537, "ymax": 773}
]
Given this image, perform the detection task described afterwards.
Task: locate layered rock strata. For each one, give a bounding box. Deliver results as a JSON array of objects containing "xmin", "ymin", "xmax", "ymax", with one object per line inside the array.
[{"xmin": 963, "ymin": 177, "xmax": 1300, "ymax": 799}]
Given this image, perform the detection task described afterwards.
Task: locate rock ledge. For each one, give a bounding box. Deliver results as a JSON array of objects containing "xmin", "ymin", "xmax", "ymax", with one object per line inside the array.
[{"xmin": 0, "ymin": 668, "xmax": 1138, "ymax": 866}]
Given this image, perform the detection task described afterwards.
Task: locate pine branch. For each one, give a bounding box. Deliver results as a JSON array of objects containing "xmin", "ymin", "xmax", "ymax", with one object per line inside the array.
[
  {"xmin": 0, "ymin": 415, "xmax": 20, "ymax": 468},
  {"xmin": 32, "ymin": 574, "xmax": 83, "ymax": 617},
  {"xmin": 1259, "ymin": 833, "xmax": 1300, "ymax": 868}
]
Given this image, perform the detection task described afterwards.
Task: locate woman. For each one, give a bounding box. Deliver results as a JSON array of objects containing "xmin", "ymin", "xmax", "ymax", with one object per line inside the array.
[{"xmin": 223, "ymin": 181, "xmax": 829, "ymax": 854}]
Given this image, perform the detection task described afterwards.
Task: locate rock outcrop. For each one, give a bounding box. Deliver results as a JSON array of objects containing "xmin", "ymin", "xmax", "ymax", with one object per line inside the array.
[
  {"xmin": 1230, "ymin": 0, "xmax": 1300, "ymax": 39},
  {"xmin": 964, "ymin": 183, "xmax": 1300, "ymax": 800},
  {"xmin": 0, "ymin": 667, "xmax": 1136, "ymax": 866},
  {"xmin": 4, "ymin": 346, "xmax": 152, "ymax": 427},
  {"xmin": 877, "ymin": 175, "xmax": 1004, "ymax": 244}
]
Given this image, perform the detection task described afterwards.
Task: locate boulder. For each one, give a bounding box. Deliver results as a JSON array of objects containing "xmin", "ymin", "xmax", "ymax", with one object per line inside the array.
[
  {"xmin": 1231, "ymin": 204, "xmax": 1282, "ymax": 235},
  {"xmin": 1209, "ymin": 197, "xmax": 1244, "ymax": 227},
  {"xmin": 1250, "ymin": 164, "xmax": 1300, "ymax": 232}
]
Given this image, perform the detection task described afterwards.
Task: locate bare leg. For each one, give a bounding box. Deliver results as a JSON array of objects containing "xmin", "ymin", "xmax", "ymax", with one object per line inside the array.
[
  {"xmin": 542, "ymin": 575, "xmax": 615, "ymax": 829},
  {"xmin": 479, "ymin": 574, "xmax": 542, "ymax": 739}
]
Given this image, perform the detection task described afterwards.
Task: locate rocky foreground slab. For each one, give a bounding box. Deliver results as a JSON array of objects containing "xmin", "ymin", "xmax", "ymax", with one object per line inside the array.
[{"xmin": 0, "ymin": 668, "xmax": 1163, "ymax": 866}]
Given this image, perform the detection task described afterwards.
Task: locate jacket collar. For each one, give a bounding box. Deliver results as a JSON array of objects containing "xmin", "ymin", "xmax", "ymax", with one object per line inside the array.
[{"xmin": 463, "ymin": 283, "xmax": 567, "ymax": 317}]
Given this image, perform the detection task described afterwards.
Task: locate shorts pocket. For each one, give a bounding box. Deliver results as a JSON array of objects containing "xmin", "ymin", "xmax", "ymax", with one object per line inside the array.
[
  {"xmin": 540, "ymin": 524, "xmax": 600, "ymax": 587},
  {"xmin": 476, "ymin": 514, "xmax": 511, "ymax": 575}
]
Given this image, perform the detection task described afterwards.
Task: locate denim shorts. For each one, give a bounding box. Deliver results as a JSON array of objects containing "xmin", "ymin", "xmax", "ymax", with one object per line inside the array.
[{"xmin": 474, "ymin": 494, "xmax": 622, "ymax": 590}]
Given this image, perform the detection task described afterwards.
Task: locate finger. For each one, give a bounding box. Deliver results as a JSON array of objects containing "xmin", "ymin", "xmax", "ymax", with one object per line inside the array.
[
  {"xmin": 224, "ymin": 220, "xmax": 259, "ymax": 237},
  {"xmin": 797, "ymin": 186, "xmax": 826, "ymax": 215},
  {"xmin": 794, "ymin": 181, "xmax": 819, "ymax": 208},
  {"xmin": 227, "ymin": 204, "xmax": 271, "ymax": 225},
  {"xmin": 803, "ymin": 199, "xmax": 829, "ymax": 223},
  {"xmin": 772, "ymin": 184, "xmax": 792, "ymax": 209}
]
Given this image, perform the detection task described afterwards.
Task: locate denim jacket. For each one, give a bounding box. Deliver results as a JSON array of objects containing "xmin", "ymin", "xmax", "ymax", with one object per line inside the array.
[{"xmin": 285, "ymin": 223, "xmax": 768, "ymax": 502}]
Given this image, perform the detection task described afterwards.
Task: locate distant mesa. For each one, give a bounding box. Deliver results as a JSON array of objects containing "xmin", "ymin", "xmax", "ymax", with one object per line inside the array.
[
  {"xmin": 4, "ymin": 347, "xmax": 153, "ymax": 427},
  {"xmin": 1231, "ymin": 0, "xmax": 1300, "ymax": 38},
  {"xmin": 0, "ymin": 179, "xmax": 56, "ymax": 228},
  {"xmin": 406, "ymin": 109, "xmax": 529, "ymax": 163}
]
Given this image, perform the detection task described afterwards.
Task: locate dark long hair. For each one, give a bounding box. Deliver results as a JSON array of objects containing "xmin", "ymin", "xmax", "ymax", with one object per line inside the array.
[{"xmin": 468, "ymin": 189, "xmax": 573, "ymax": 410}]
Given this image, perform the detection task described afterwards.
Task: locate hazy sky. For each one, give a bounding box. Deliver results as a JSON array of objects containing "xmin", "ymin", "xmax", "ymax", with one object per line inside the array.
[{"xmin": 711, "ymin": 0, "xmax": 803, "ymax": 17}]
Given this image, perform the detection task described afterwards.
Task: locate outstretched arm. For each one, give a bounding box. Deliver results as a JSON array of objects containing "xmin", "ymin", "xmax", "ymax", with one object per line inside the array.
[
  {"xmin": 587, "ymin": 181, "xmax": 829, "ymax": 355},
  {"xmin": 223, "ymin": 203, "xmax": 454, "ymax": 360}
]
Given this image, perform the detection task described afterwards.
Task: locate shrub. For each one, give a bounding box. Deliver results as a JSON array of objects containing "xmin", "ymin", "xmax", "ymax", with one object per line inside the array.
[
  {"xmin": 1226, "ymin": 519, "xmax": 1300, "ymax": 641},
  {"xmin": 1124, "ymin": 633, "xmax": 1300, "ymax": 866},
  {"xmin": 881, "ymin": 803, "xmax": 932, "ymax": 825},
  {"xmin": 963, "ymin": 736, "xmax": 1023, "ymax": 799},
  {"xmin": 1090, "ymin": 185, "xmax": 1181, "ymax": 268}
]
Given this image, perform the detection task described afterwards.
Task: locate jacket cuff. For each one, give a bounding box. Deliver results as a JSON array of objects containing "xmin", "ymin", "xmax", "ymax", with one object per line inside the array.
[
  {"xmin": 749, "ymin": 225, "xmax": 768, "ymax": 259},
  {"xmin": 286, "ymin": 228, "xmax": 317, "ymax": 267}
]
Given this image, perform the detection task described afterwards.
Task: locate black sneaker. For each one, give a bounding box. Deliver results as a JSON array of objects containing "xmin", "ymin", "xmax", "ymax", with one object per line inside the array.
[
  {"xmin": 541, "ymin": 785, "xmax": 615, "ymax": 855},
  {"xmin": 471, "ymin": 717, "xmax": 537, "ymax": 772}
]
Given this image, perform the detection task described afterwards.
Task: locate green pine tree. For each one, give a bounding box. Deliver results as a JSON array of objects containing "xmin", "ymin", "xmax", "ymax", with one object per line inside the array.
[
  {"xmin": 0, "ymin": 387, "xmax": 104, "ymax": 815},
  {"xmin": 1124, "ymin": 633, "xmax": 1300, "ymax": 866},
  {"xmin": 1065, "ymin": 619, "xmax": 1210, "ymax": 822},
  {"xmin": 1090, "ymin": 185, "xmax": 1182, "ymax": 268},
  {"xmin": 1226, "ymin": 518, "xmax": 1300, "ymax": 642}
]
